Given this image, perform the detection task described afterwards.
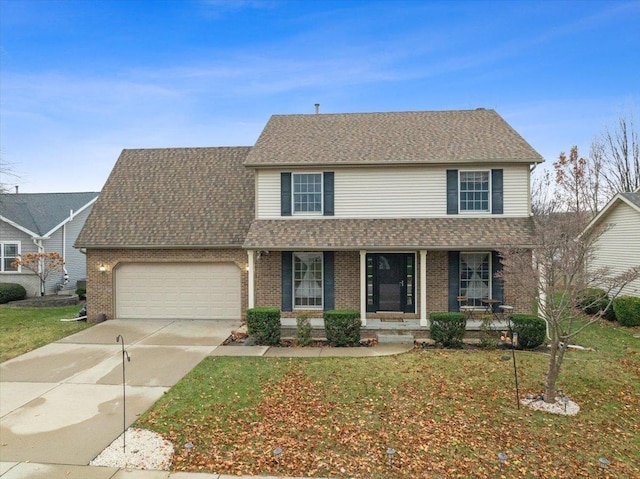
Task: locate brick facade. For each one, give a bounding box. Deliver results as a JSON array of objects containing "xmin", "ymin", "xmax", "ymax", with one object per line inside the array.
[
  {"xmin": 85, "ymin": 248, "xmax": 249, "ymax": 322},
  {"xmin": 252, "ymin": 249, "xmax": 533, "ymax": 320},
  {"xmin": 87, "ymin": 247, "xmax": 532, "ymax": 323}
]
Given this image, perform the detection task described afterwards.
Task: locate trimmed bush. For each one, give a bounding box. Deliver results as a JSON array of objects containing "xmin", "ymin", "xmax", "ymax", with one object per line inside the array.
[
  {"xmin": 578, "ymin": 287, "xmax": 615, "ymax": 321},
  {"xmin": 509, "ymin": 314, "xmax": 546, "ymax": 349},
  {"xmin": 0, "ymin": 283, "xmax": 27, "ymax": 304},
  {"xmin": 246, "ymin": 307, "xmax": 281, "ymax": 345},
  {"xmin": 296, "ymin": 312, "xmax": 313, "ymax": 347},
  {"xmin": 429, "ymin": 312, "xmax": 466, "ymax": 348},
  {"xmin": 76, "ymin": 287, "xmax": 86, "ymax": 300},
  {"xmin": 613, "ymin": 296, "xmax": 640, "ymax": 327},
  {"xmin": 324, "ymin": 309, "xmax": 361, "ymax": 346}
]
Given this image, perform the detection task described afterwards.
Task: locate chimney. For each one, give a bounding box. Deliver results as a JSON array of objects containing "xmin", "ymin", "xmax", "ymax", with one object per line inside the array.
[
  {"xmin": 15, "ymin": 186, "xmax": 19, "ymax": 194},
  {"xmin": 314, "ymin": 103, "xmax": 320, "ymax": 114}
]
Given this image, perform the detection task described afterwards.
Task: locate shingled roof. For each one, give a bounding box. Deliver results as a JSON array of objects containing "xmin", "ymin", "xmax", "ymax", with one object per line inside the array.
[
  {"xmin": 244, "ymin": 109, "xmax": 543, "ymax": 167},
  {"xmin": 243, "ymin": 217, "xmax": 537, "ymax": 250},
  {"xmin": 1, "ymin": 192, "xmax": 99, "ymax": 236},
  {"xmin": 75, "ymin": 147, "xmax": 253, "ymax": 248}
]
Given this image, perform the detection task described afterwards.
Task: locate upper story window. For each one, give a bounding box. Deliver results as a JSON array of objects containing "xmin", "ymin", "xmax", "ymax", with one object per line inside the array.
[
  {"xmin": 1, "ymin": 242, "xmax": 20, "ymax": 272},
  {"xmin": 293, "ymin": 173, "xmax": 322, "ymax": 214},
  {"xmin": 281, "ymin": 172, "xmax": 334, "ymax": 217},
  {"xmin": 459, "ymin": 171, "xmax": 490, "ymax": 212},
  {"xmin": 447, "ymin": 169, "xmax": 502, "ymax": 215}
]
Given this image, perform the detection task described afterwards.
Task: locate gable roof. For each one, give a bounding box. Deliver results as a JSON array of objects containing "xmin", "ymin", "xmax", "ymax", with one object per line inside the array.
[
  {"xmin": 583, "ymin": 190, "xmax": 640, "ymax": 234},
  {"xmin": 243, "ymin": 217, "xmax": 537, "ymax": 250},
  {"xmin": 1, "ymin": 192, "xmax": 99, "ymax": 237},
  {"xmin": 244, "ymin": 109, "xmax": 543, "ymax": 167},
  {"xmin": 75, "ymin": 147, "xmax": 253, "ymax": 248}
]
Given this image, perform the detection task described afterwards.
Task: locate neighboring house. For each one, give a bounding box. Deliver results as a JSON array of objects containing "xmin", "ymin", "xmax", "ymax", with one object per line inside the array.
[
  {"xmin": 1, "ymin": 192, "xmax": 99, "ymax": 296},
  {"xmin": 76, "ymin": 109, "xmax": 543, "ymax": 324},
  {"xmin": 583, "ymin": 188, "xmax": 640, "ymax": 297}
]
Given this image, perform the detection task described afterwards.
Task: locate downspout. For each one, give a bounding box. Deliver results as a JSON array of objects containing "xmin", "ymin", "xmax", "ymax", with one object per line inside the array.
[
  {"xmin": 32, "ymin": 238, "xmax": 45, "ymax": 296},
  {"xmin": 61, "ymin": 209, "xmax": 72, "ymax": 286}
]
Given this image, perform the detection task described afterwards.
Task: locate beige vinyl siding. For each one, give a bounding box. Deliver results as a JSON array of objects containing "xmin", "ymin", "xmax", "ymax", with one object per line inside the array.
[
  {"xmin": 590, "ymin": 203, "xmax": 640, "ymax": 297},
  {"xmin": 256, "ymin": 165, "xmax": 530, "ymax": 218}
]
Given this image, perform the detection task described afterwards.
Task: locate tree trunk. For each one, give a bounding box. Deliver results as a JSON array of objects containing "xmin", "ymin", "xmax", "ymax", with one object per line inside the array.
[{"xmin": 544, "ymin": 340, "xmax": 559, "ymax": 403}]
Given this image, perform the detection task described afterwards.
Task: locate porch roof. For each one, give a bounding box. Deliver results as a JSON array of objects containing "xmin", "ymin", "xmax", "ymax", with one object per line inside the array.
[{"xmin": 243, "ymin": 217, "xmax": 536, "ymax": 250}]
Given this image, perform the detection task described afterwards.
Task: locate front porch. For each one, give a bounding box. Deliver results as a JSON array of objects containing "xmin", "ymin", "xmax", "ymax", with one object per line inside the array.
[{"xmin": 279, "ymin": 316, "xmax": 512, "ymax": 342}]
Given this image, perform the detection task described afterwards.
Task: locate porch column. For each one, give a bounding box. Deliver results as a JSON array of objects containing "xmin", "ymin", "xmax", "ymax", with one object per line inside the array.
[
  {"xmin": 360, "ymin": 250, "xmax": 367, "ymax": 326},
  {"xmin": 420, "ymin": 250, "xmax": 428, "ymax": 327},
  {"xmin": 247, "ymin": 250, "xmax": 255, "ymax": 309}
]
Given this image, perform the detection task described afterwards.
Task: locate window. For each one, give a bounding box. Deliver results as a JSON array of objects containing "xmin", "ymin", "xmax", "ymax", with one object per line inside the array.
[
  {"xmin": 294, "ymin": 252, "xmax": 323, "ymax": 308},
  {"xmin": 460, "ymin": 252, "xmax": 490, "ymax": 307},
  {"xmin": 1, "ymin": 242, "xmax": 20, "ymax": 272},
  {"xmin": 293, "ymin": 173, "xmax": 322, "ymax": 214},
  {"xmin": 459, "ymin": 171, "xmax": 490, "ymax": 212}
]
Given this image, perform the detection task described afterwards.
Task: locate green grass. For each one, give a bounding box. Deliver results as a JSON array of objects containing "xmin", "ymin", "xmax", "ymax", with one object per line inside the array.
[
  {"xmin": 0, "ymin": 305, "xmax": 91, "ymax": 362},
  {"xmin": 137, "ymin": 320, "xmax": 640, "ymax": 479}
]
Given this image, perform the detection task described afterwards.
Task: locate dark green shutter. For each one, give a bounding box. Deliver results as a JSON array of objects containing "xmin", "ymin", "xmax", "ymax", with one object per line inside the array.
[
  {"xmin": 491, "ymin": 251, "xmax": 504, "ymax": 305},
  {"xmin": 281, "ymin": 251, "xmax": 293, "ymax": 311},
  {"xmin": 323, "ymin": 172, "xmax": 334, "ymax": 216},
  {"xmin": 491, "ymin": 169, "xmax": 503, "ymax": 214},
  {"xmin": 281, "ymin": 172, "xmax": 292, "ymax": 216},
  {"xmin": 448, "ymin": 251, "xmax": 460, "ymax": 311},
  {"xmin": 323, "ymin": 251, "xmax": 335, "ymax": 310},
  {"xmin": 447, "ymin": 170, "xmax": 458, "ymax": 215}
]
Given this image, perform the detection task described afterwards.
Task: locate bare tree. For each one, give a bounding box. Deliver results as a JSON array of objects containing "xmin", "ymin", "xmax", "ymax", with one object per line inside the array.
[
  {"xmin": 596, "ymin": 110, "xmax": 640, "ymax": 197},
  {"xmin": 11, "ymin": 253, "xmax": 65, "ymax": 297},
  {"xmin": 1, "ymin": 159, "xmax": 19, "ymax": 194},
  {"xmin": 499, "ymin": 192, "xmax": 640, "ymax": 404},
  {"xmin": 553, "ymin": 145, "xmax": 605, "ymax": 215}
]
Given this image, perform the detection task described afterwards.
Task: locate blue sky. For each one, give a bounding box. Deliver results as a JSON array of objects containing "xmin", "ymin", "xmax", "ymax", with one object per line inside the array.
[{"xmin": 1, "ymin": 0, "xmax": 639, "ymax": 193}]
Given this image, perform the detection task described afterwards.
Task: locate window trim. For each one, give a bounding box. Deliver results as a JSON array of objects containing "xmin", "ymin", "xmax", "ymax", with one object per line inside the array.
[
  {"xmin": 292, "ymin": 172, "xmax": 324, "ymax": 215},
  {"xmin": 459, "ymin": 251, "xmax": 492, "ymax": 307},
  {"xmin": 293, "ymin": 252, "xmax": 324, "ymax": 309},
  {"xmin": 1, "ymin": 241, "xmax": 21, "ymax": 273},
  {"xmin": 458, "ymin": 169, "xmax": 492, "ymax": 214}
]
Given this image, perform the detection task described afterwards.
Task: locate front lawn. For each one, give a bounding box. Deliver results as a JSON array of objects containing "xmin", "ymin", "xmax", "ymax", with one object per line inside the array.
[
  {"xmin": 0, "ymin": 305, "xmax": 91, "ymax": 362},
  {"xmin": 138, "ymin": 320, "xmax": 640, "ymax": 479}
]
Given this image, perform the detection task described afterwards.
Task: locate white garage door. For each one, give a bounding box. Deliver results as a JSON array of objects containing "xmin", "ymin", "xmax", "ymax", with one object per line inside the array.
[{"xmin": 115, "ymin": 263, "xmax": 241, "ymax": 319}]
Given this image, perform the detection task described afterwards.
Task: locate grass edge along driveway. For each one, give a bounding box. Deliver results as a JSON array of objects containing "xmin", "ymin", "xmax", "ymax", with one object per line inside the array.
[
  {"xmin": 0, "ymin": 305, "xmax": 90, "ymax": 363},
  {"xmin": 138, "ymin": 320, "xmax": 640, "ymax": 479}
]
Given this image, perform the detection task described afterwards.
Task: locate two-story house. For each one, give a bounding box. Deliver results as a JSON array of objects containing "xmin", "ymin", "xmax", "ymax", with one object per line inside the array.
[{"xmin": 76, "ymin": 109, "xmax": 542, "ymax": 324}]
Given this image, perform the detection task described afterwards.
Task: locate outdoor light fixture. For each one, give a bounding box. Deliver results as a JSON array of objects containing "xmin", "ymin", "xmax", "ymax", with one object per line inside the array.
[
  {"xmin": 99, "ymin": 263, "xmax": 107, "ymax": 273},
  {"xmin": 561, "ymin": 396, "xmax": 569, "ymax": 413},
  {"xmin": 273, "ymin": 447, "xmax": 283, "ymax": 464},
  {"xmin": 386, "ymin": 448, "xmax": 396, "ymax": 467},
  {"xmin": 184, "ymin": 442, "xmax": 194, "ymax": 455},
  {"xmin": 498, "ymin": 452, "xmax": 508, "ymax": 470}
]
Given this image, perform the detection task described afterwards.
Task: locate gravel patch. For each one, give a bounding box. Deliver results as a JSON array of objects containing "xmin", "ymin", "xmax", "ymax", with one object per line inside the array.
[
  {"xmin": 521, "ymin": 396, "xmax": 580, "ymax": 416},
  {"xmin": 90, "ymin": 428, "xmax": 174, "ymax": 470}
]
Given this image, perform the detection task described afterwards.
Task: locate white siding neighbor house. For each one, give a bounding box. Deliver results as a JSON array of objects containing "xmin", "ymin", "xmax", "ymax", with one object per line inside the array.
[{"xmin": 583, "ymin": 188, "xmax": 640, "ymax": 297}]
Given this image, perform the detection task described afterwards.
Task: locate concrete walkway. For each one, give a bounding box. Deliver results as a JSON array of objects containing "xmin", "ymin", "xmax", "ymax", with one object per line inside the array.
[{"xmin": 0, "ymin": 319, "xmax": 412, "ymax": 479}]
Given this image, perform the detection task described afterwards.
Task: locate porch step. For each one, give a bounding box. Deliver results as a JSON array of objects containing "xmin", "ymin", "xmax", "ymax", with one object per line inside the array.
[{"xmin": 376, "ymin": 333, "xmax": 415, "ymax": 344}]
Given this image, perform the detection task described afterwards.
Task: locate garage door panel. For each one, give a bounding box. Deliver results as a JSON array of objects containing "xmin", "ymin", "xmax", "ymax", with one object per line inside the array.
[{"xmin": 116, "ymin": 263, "xmax": 241, "ymax": 319}]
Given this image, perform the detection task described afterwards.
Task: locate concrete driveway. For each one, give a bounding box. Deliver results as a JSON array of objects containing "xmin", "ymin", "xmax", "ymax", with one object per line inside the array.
[{"xmin": 0, "ymin": 319, "xmax": 239, "ymax": 466}]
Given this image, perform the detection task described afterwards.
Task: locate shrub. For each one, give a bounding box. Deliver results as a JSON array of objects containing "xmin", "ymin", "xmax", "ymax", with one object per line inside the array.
[
  {"xmin": 478, "ymin": 315, "xmax": 498, "ymax": 349},
  {"xmin": 578, "ymin": 287, "xmax": 615, "ymax": 320},
  {"xmin": 429, "ymin": 312, "xmax": 466, "ymax": 348},
  {"xmin": 0, "ymin": 282, "xmax": 27, "ymax": 304},
  {"xmin": 246, "ymin": 307, "xmax": 281, "ymax": 345},
  {"xmin": 76, "ymin": 287, "xmax": 86, "ymax": 300},
  {"xmin": 612, "ymin": 296, "xmax": 640, "ymax": 327},
  {"xmin": 509, "ymin": 314, "xmax": 546, "ymax": 349},
  {"xmin": 324, "ymin": 309, "xmax": 361, "ymax": 346},
  {"xmin": 296, "ymin": 312, "xmax": 313, "ymax": 347}
]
